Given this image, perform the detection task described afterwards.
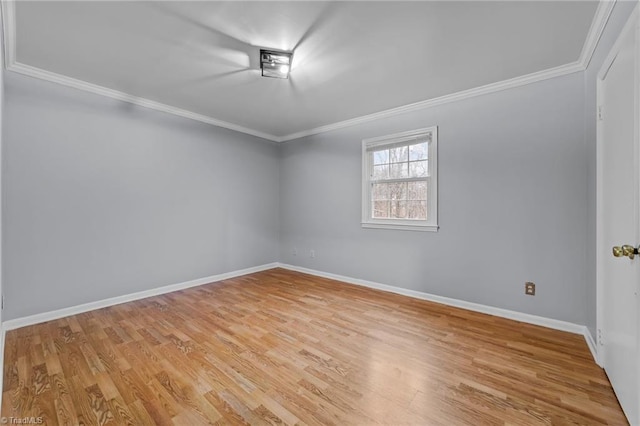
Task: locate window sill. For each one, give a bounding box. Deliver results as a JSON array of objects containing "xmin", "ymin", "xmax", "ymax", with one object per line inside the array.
[{"xmin": 361, "ymin": 222, "xmax": 439, "ymax": 232}]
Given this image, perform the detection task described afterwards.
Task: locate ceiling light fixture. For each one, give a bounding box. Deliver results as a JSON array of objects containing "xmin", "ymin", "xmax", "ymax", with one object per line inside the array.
[{"xmin": 260, "ymin": 49, "xmax": 293, "ymax": 79}]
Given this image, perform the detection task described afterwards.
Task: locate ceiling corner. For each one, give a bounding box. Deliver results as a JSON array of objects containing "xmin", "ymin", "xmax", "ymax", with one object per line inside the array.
[
  {"xmin": 3, "ymin": 1, "xmax": 608, "ymax": 144},
  {"xmin": 1, "ymin": 0, "xmax": 16, "ymax": 68},
  {"xmin": 579, "ymin": 0, "xmax": 617, "ymax": 70}
]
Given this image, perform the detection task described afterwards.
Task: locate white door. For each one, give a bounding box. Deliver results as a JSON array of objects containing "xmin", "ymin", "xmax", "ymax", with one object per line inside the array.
[{"xmin": 598, "ymin": 7, "xmax": 640, "ymax": 425}]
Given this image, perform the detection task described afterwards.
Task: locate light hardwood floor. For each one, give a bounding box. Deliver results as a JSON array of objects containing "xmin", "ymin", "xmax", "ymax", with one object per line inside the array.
[{"xmin": 1, "ymin": 268, "xmax": 628, "ymax": 425}]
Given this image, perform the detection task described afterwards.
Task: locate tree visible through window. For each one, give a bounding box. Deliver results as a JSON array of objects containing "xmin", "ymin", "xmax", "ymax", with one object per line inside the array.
[{"xmin": 362, "ymin": 127, "xmax": 438, "ymax": 231}]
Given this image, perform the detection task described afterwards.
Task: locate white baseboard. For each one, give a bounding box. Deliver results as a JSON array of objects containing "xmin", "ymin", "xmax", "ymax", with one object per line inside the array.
[
  {"xmin": 583, "ymin": 327, "xmax": 601, "ymax": 366},
  {"xmin": 2, "ymin": 262, "xmax": 279, "ymax": 331},
  {"xmin": 0, "ymin": 262, "xmax": 599, "ymax": 367},
  {"xmin": 277, "ymin": 263, "xmax": 587, "ymax": 336},
  {"xmin": 0, "ymin": 325, "xmax": 4, "ymax": 403}
]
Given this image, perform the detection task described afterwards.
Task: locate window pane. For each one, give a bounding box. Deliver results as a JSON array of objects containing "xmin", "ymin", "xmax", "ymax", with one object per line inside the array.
[
  {"xmin": 389, "ymin": 146, "xmax": 408, "ymax": 163},
  {"xmin": 388, "ymin": 182, "xmax": 407, "ymax": 200},
  {"xmin": 409, "ymin": 142, "xmax": 428, "ymax": 161},
  {"xmin": 364, "ymin": 129, "xmax": 436, "ymax": 228},
  {"xmin": 408, "ymin": 181, "xmax": 427, "ymax": 200},
  {"xmin": 373, "ymin": 150, "xmax": 389, "ymax": 165},
  {"xmin": 372, "ymin": 183, "xmax": 389, "ymax": 200},
  {"xmin": 409, "ymin": 160, "xmax": 428, "ymax": 178},
  {"xmin": 407, "ymin": 201, "xmax": 427, "ymax": 219},
  {"xmin": 390, "ymin": 201, "xmax": 407, "ymax": 219},
  {"xmin": 373, "ymin": 165, "xmax": 389, "ymax": 179},
  {"xmin": 373, "ymin": 201, "xmax": 389, "ymax": 218},
  {"xmin": 389, "ymin": 163, "xmax": 409, "ymax": 178}
]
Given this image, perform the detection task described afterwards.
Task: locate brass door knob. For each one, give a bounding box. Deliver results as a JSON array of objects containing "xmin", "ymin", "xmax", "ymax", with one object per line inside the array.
[{"xmin": 612, "ymin": 245, "xmax": 638, "ymax": 259}]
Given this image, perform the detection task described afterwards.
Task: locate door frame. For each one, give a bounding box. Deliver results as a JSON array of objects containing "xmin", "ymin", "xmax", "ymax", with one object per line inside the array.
[{"xmin": 596, "ymin": 3, "xmax": 640, "ymax": 372}]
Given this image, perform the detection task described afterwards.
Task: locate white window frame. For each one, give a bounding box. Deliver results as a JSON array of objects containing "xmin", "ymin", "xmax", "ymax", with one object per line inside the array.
[{"xmin": 361, "ymin": 126, "xmax": 438, "ymax": 232}]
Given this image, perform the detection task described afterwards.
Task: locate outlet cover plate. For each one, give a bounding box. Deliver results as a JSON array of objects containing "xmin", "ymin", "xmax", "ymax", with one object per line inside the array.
[{"xmin": 525, "ymin": 282, "xmax": 536, "ymax": 296}]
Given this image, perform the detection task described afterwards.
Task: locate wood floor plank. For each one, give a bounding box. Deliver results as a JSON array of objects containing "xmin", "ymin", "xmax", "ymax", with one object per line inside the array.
[{"xmin": 1, "ymin": 268, "xmax": 628, "ymax": 425}]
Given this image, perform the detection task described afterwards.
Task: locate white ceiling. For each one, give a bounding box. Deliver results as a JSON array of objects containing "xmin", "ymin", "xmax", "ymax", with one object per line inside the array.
[{"xmin": 8, "ymin": 1, "xmax": 599, "ymax": 141}]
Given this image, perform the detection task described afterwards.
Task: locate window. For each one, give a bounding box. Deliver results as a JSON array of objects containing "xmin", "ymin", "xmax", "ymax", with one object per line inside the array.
[{"xmin": 362, "ymin": 127, "xmax": 438, "ymax": 231}]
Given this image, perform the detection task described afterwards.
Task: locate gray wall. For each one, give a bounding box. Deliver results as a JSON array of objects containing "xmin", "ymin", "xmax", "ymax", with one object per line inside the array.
[
  {"xmin": 0, "ymin": 13, "xmax": 4, "ymax": 325},
  {"xmin": 584, "ymin": 1, "xmax": 637, "ymax": 339},
  {"xmin": 2, "ymin": 73, "xmax": 280, "ymax": 320},
  {"xmin": 280, "ymin": 73, "xmax": 588, "ymax": 324},
  {"xmin": 3, "ymin": 4, "xmax": 636, "ymax": 327}
]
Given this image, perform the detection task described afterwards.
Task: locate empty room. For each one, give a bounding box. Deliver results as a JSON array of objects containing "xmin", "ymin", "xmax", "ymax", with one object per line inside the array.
[{"xmin": 0, "ymin": 0, "xmax": 638, "ymax": 424}]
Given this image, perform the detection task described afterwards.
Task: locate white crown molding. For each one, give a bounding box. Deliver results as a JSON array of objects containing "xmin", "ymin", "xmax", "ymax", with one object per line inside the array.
[
  {"xmin": 279, "ymin": 61, "xmax": 585, "ymax": 142},
  {"xmin": 578, "ymin": 0, "xmax": 616, "ymax": 70},
  {"xmin": 0, "ymin": 0, "xmax": 282, "ymax": 141},
  {"xmin": 7, "ymin": 62, "xmax": 281, "ymax": 142},
  {"xmin": 2, "ymin": 262, "xmax": 279, "ymax": 331},
  {"xmin": 1, "ymin": 1, "xmax": 15, "ymax": 68},
  {"xmin": 0, "ymin": 0, "xmax": 616, "ymax": 144},
  {"xmin": 598, "ymin": 1, "xmax": 638, "ymax": 80},
  {"xmin": 278, "ymin": 0, "xmax": 616, "ymax": 142}
]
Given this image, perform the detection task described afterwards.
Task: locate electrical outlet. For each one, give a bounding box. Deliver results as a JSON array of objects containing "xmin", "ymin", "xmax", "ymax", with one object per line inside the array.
[
  {"xmin": 292, "ymin": 247, "xmax": 297, "ymax": 256},
  {"xmin": 310, "ymin": 249, "xmax": 315, "ymax": 258},
  {"xmin": 525, "ymin": 282, "xmax": 536, "ymax": 296}
]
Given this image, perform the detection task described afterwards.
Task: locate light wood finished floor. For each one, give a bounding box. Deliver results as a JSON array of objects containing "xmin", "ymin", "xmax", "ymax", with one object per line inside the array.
[{"xmin": 2, "ymin": 268, "xmax": 627, "ymax": 425}]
